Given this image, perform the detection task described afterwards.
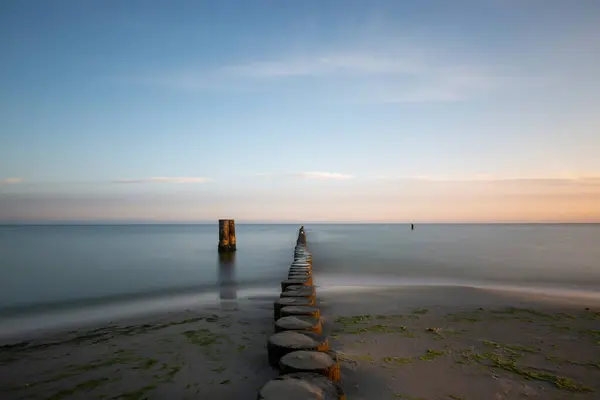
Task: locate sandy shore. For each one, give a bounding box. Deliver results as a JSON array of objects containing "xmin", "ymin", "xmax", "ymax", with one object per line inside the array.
[
  {"xmin": 323, "ymin": 286, "xmax": 600, "ymax": 400},
  {"xmin": 1, "ymin": 286, "xmax": 599, "ymax": 399}
]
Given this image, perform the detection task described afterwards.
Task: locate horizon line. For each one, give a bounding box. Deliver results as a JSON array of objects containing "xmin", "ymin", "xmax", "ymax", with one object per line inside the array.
[{"xmin": 1, "ymin": 221, "xmax": 599, "ymax": 226}]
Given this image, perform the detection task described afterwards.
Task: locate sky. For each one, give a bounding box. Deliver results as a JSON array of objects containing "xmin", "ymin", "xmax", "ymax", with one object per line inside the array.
[{"xmin": 1, "ymin": 0, "xmax": 600, "ymax": 223}]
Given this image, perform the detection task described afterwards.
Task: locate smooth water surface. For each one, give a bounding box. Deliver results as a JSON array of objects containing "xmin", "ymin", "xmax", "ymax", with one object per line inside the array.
[
  {"xmin": 308, "ymin": 224, "xmax": 600, "ymax": 291},
  {"xmin": 1, "ymin": 224, "xmax": 599, "ymax": 337},
  {"xmin": 0, "ymin": 224, "xmax": 298, "ymax": 312}
]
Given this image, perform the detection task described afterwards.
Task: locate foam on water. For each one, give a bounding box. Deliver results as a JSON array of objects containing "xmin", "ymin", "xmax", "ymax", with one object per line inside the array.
[
  {"xmin": 315, "ymin": 273, "xmax": 600, "ymax": 302},
  {"xmin": 0, "ymin": 291, "xmax": 222, "ymax": 341},
  {"xmin": 0, "ymin": 286, "xmax": 288, "ymax": 342}
]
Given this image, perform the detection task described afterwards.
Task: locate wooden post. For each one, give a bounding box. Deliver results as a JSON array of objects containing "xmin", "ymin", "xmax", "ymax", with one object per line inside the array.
[
  {"xmin": 258, "ymin": 225, "xmax": 347, "ymax": 400},
  {"xmin": 218, "ymin": 219, "xmax": 236, "ymax": 252},
  {"xmin": 297, "ymin": 225, "xmax": 307, "ymax": 245},
  {"xmin": 267, "ymin": 332, "xmax": 329, "ymax": 368},
  {"xmin": 228, "ymin": 219, "xmax": 236, "ymax": 248}
]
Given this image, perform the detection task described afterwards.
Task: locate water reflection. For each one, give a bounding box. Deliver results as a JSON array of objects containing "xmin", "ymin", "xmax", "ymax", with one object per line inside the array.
[{"xmin": 218, "ymin": 252, "xmax": 238, "ymax": 309}]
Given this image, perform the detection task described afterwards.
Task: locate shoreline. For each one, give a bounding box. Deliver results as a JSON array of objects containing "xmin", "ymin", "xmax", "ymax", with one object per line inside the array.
[
  {"xmin": 2, "ymin": 282, "xmax": 600, "ymax": 344},
  {"xmin": 1, "ymin": 285, "xmax": 599, "ymax": 399}
]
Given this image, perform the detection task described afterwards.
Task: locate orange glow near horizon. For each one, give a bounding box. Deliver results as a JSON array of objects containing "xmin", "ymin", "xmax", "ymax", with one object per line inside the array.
[{"xmin": 1, "ymin": 176, "xmax": 599, "ymax": 223}]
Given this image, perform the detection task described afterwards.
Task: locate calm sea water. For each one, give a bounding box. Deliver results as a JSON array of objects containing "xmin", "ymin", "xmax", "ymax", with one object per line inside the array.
[{"xmin": 1, "ymin": 224, "xmax": 599, "ymax": 337}]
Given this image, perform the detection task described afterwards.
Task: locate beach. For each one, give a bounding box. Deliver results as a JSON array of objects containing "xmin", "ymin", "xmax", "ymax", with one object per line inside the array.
[
  {"xmin": 3, "ymin": 0, "xmax": 600, "ymax": 397},
  {"xmin": 1, "ymin": 285, "xmax": 599, "ymax": 400},
  {"xmin": 325, "ymin": 286, "xmax": 600, "ymax": 400}
]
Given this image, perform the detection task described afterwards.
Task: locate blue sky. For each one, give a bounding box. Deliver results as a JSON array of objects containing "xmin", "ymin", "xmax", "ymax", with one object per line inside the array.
[{"xmin": 1, "ymin": 0, "xmax": 599, "ymax": 222}]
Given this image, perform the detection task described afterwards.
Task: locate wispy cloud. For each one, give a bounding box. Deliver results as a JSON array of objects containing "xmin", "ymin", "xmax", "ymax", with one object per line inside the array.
[
  {"xmin": 295, "ymin": 172, "xmax": 354, "ymax": 180},
  {"xmin": 0, "ymin": 177, "xmax": 23, "ymax": 185},
  {"xmin": 253, "ymin": 171, "xmax": 354, "ymax": 180},
  {"xmin": 112, "ymin": 177, "xmax": 213, "ymax": 184},
  {"xmin": 378, "ymin": 175, "xmax": 600, "ymax": 186},
  {"xmin": 131, "ymin": 48, "xmax": 539, "ymax": 103},
  {"xmin": 409, "ymin": 174, "xmax": 506, "ymax": 182},
  {"xmin": 222, "ymin": 53, "xmax": 420, "ymax": 78}
]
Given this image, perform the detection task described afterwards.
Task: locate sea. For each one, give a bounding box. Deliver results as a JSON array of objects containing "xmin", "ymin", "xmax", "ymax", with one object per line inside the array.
[{"xmin": 1, "ymin": 223, "xmax": 599, "ymax": 339}]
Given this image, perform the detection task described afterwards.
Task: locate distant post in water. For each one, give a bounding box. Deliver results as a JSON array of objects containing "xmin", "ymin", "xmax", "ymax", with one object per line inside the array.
[
  {"xmin": 297, "ymin": 225, "xmax": 307, "ymax": 245},
  {"xmin": 218, "ymin": 219, "xmax": 237, "ymax": 252}
]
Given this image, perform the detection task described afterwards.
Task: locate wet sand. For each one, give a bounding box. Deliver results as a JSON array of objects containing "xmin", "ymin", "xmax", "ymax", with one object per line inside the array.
[
  {"xmin": 1, "ymin": 286, "xmax": 599, "ymax": 400},
  {"xmin": 0, "ymin": 297, "xmax": 279, "ymax": 399},
  {"xmin": 323, "ymin": 286, "xmax": 600, "ymax": 400}
]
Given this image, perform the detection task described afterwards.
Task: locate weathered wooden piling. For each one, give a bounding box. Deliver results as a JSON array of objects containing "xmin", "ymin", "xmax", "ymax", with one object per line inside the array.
[
  {"xmin": 281, "ymin": 278, "xmax": 311, "ymax": 291},
  {"xmin": 288, "ymin": 273, "xmax": 311, "ymax": 279},
  {"xmin": 288, "ymin": 272, "xmax": 311, "ymax": 279},
  {"xmin": 218, "ymin": 219, "xmax": 236, "ymax": 252},
  {"xmin": 281, "ymin": 305, "xmax": 321, "ymax": 319},
  {"xmin": 275, "ymin": 315, "xmax": 323, "ymax": 334},
  {"xmin": 257, "ymin": 226, "xmax": 346, "ymax": 399},
  {"xmin": 291, "ymin": 262, "xmax": 311, "ymax": 268},
  {"xmin": 288, "ymin": 269, "xmax": 311, "ymax": 277},
  {"xmin": 281, "ymin": 286, "xmax": 316, "ymax": 297},
  {"xmin": 274, "ymin": 297, "xmax": 315, "ymax": 320},
  {"xmin": 258, "ymin": 373, "xmax": 345, "ymax": 400},
  {"xmin": 290, "ymin": 268, "xmax": 311, "ymax": 274},
  {"xmin": 297, "ymin": 225, "xmax": 307, "ymax": 245},
  {"xmin": 283, "ymin": 284, "xmax": 314, "ymax": 291},
  {"xmin": 289, "ymin": 269, "xmax": 312, "ymax": 275},
  {"xmin": 279, "ymin": 350, "xmax": 341, "ymax": 382},
  {"xmin": 288, "ymin": 276, "xmax": 313, "ymax": 285},
  {"xmin": 267, "ymin": 331, "xmax": 329, "ymax": 367},
  {"xmin": 280, "ymin": 292, "xmax": 316, "ymax": 303}
]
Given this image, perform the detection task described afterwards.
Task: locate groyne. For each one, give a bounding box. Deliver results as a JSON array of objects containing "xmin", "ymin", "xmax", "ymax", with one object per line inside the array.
[{"xmin": 257, "ymin": 226, "xmax": 346, "ymax": 399}]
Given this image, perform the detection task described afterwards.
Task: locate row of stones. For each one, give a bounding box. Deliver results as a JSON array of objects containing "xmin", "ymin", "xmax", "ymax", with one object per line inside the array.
[{"xmin": 257, "ymin": 231, "xmax": 346, "ymax": 399}]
